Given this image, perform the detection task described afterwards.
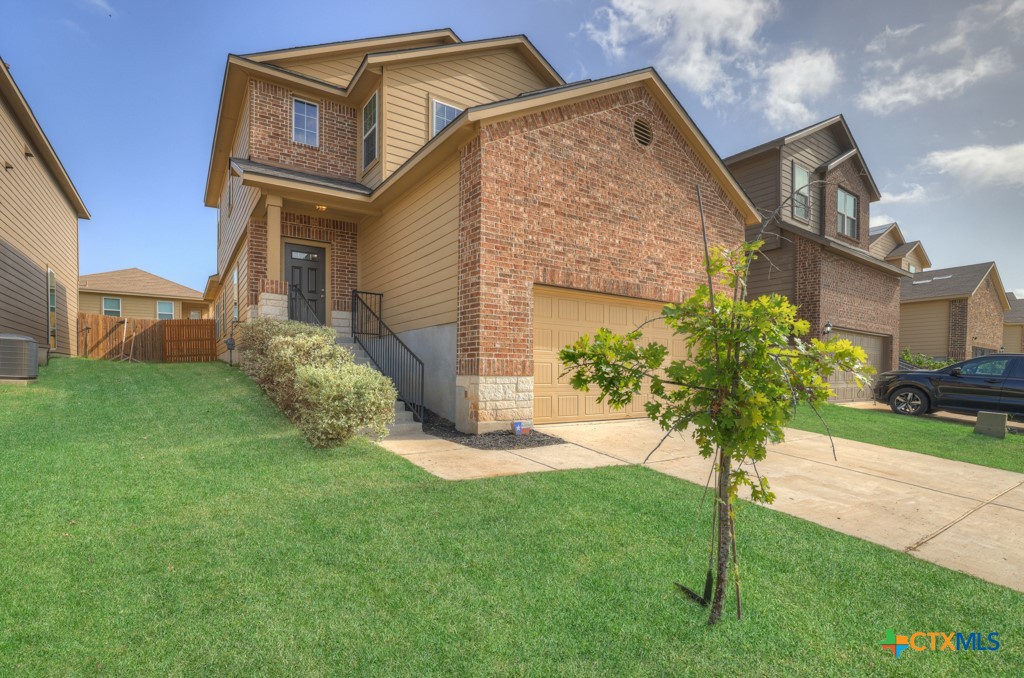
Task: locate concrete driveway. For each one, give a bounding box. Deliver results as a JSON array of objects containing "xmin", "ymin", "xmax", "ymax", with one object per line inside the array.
[
  {"xmin": 537, "ymin": 419, "xmax": 1024, "ymax": 592},
  {"xmin": 381, "ymin": 419, "xmax": 1024, "ymax": 591}
]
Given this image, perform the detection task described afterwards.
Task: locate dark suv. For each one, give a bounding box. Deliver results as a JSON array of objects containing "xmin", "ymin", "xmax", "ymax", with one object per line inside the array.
[{"xmin": 873, "ymin": 354, "xmax": 1024, "ymax": 417}]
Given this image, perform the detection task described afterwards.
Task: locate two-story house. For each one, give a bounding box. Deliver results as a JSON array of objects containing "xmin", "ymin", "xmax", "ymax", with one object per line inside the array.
[
  {"xmin": 1, "ymin": 59, "xmax": 90, "ymax": 360},
  {"xmin": 724, "ymin": 116, "xmax": 911, "ymax": 401},
  {"xmin": 203, "ymin": 29, "xmax": 760, "ymax": 433}
]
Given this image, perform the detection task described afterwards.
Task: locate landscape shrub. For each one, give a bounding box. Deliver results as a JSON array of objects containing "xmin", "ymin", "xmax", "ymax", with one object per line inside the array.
[
  {"xmin": 294, "ymin": 363, "xmax": 397, "ymax": 447},
  {"xmin": 237, "ymin": 317, "xmax": 395, "ymax": 447},
  {"xmin": 900, "ymin": 349, "xmax": 957, "ymax": 370}
]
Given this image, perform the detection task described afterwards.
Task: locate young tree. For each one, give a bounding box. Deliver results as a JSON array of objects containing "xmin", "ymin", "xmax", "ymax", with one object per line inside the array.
[{"xmin": 559, "ymin": 190, "xmax": 871, "ymax": 625}]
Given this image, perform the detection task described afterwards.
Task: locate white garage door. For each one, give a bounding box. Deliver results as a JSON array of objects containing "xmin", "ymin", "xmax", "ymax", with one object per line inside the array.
[
  {"xmin": 533, "ymin": 286, "xmax": 687, "ymax": 424},
  {"xmin": 829, "ymin": 330, "xmax": 890, "ymax": 402}
]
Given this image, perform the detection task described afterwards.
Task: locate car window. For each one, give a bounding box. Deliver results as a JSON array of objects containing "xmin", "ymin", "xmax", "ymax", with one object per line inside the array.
[
  {"xmin": 960, "ymin": 358, "xmax": 1012, "ymax": 377},
  {"xmin": 1012, "ymin": 359, "xmax": 1024, "ymax": 379}
]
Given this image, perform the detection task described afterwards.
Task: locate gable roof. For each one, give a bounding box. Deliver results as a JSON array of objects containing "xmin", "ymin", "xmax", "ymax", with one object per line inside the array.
[
  {"xmin": 722, "ymin": 114, "xmax": 881, "ymax": 202},
  {"xmin": 869, "ymin": 222, "xmax": 898, "ymax": 243},
  {"xmin": 243, "ymin": 28, "xmax": 461, "ymax": 63},
  {"xmin": 79, "ymin": 268, "xmax": 203, "ymax": 300},
  {"xmin": 1006, "ymin": 293, "xmax": 1024, "ymax": 325},
  {"xmin": 0, "ymin": 60, "xmax": 89, "ymax": 219},
  {"xmin": 902, "ymin": 262, "xmax": 1010, "ymax": 310}
]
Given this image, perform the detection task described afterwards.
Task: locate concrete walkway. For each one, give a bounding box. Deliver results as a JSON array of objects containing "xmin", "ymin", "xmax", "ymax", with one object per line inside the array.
[{"xmin": 379, "ymin": 420, "xmax": 1024, "ymax": 592}]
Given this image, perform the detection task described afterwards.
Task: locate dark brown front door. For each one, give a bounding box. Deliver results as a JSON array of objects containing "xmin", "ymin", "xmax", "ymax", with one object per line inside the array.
[{"xmin": 286, "ymin": 243, "xmax": 326, "ymax": 324}]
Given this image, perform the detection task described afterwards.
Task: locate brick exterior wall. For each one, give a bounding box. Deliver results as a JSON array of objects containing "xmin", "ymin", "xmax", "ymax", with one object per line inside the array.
[
  {"xmin": 821, "ymin": 159, "xmax": 872, "ymax": 251},
  {"xmin": 794, "ymin": 235, "xmax": 901, "ymax": 368},
  {"xmin": 248, "ymin": 78, "xmax": 358, "ymax": 181},
  {"xmin": 967, "ymin": 275, "xmax": 1006, "ymax": 355},
  {"xmin": 455, "ymin": 86, "xmax": 746, "ymax": 429},
  {"xmin": 949, "ymin": 299, "xmax": 969, "ymax": 361}
]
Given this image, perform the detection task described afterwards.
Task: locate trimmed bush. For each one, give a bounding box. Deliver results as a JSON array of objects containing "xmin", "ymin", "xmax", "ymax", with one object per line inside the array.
[
  {"xmin": 900, "ymin": 348, "xmax": 957, "ymax": 370},
  {"xmin": 236, "ymin": 317, "xmax": 396, "ymax": 447},
  {"xmin": 294, "ymin": 363, "xmax": 397, "ymax": 447}
]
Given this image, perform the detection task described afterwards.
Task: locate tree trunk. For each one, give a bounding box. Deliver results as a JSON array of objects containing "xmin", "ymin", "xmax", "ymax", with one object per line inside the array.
[{"xmin": 708, "ymin": 448, "xmax": 733, "ymax": 625}]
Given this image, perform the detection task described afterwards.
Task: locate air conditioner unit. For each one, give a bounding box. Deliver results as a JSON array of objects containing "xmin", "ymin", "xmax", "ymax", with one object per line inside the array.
[{"xmin": 0, "ymin": 334, "xmax": 39, "ymax": 379}]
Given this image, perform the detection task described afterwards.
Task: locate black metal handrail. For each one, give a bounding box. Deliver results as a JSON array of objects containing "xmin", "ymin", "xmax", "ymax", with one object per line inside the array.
[
  {"xmin": 289, "ymin": 286, "xmax": 322, "ymax": 325},
  {"xmin": 352, "ymin": 290, "xmax": 425, "ymax": 422}
]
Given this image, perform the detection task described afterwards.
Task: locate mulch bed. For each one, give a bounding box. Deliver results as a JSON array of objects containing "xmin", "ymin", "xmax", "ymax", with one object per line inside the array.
[{"xmin": 420, "ymin": 410, "xmax": 566, "ymax": 450}]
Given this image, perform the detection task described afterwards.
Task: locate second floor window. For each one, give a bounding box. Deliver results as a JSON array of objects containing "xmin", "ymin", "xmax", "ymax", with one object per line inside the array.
[
  {"xmin": 363, "ymin": 92, "xmax": 378, "ymax": 169},
  {"xmin": 103, "ymin": 297, "xmax": 121, "ymax": 317},
  {"xmin": 837, "ymin": 188, "xmax": 858, "ymax": 238},
  {"xmin": 793, "ymin": 163, "xmax": 810, "ymax": 221},
  {"xmin": 157, "ymin": 301, "xmax": 174, "ymax": 321},
  {"xmin": 433, "ymin": 100, "xmax": 462, "ymax": 137},
  {"xmin": 292, "ymin": 98, "xmax": 319, "ymax": 146}
]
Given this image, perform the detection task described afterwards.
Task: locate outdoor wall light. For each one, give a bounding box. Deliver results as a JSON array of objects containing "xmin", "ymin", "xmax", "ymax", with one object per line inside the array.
[
  {"xmin": 822, "ymin": 321, "xmax": 833, "ymax": 337},
  {"xmin": 315, "ymin": 204, "xmax": 327, "ymax": 212}
]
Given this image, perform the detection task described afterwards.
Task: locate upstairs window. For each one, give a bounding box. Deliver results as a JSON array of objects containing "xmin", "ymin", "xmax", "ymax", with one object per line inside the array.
[
  {"xmin": 47, "ymin": 270, "xmax": 57, "ymax": 349},
  {"xmin": 908, "ymin": 265, "xmax": 917, "ymax": 273},
  {"xmin": 103, "ymin": 297, "xmax": 121, "ymax": 317},
  {"xmin": 292, "ymin": 98, "xmax": 319, "ymax": 146},
  {"xmin": 432, "ymin": 100, "xmax": 462, "ymax": 137},
  {"xmin": 362, "ymin": 92, "xmax": 378, "ymax": 169},
  {"xmin": 792, "ymin": 163, "xmax": 810, "ymax": 221},
  {"xmin": 837, "ymin": 188, "xmax": 858, "ymax": 238},
  {"xmin": 157, "ymin": 301, "xmax": 174, "ymax": 320}
]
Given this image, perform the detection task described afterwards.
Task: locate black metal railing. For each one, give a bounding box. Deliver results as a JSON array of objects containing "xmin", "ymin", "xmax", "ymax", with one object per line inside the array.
[
  {"xmin": 289, "ymin": 286, "xmax": 322, "ymax": 325},
  {"xmin": 352, "ymin": 290, "xmax": 425, "ymax": 422}
]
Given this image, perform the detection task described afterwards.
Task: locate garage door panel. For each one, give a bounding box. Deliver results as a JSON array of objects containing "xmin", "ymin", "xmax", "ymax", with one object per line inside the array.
[
  {"xmin": 534, "ymin": 286, "xmax": 683, "ymax": 424},
  {"xmin": 829, "ymin": 330, "xmax": 890, "ymax": 402}
]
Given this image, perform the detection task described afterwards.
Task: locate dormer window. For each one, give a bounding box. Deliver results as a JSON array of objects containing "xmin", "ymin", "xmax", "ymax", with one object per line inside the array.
[
  {"xmin": 292, "ymin": 98, "xmax": 319, "ymax": 147},
  {"xmin": 793, "ymin": 163, "xmax": 810, "ymax": 221},
  {"xmin": 837, "ymin": 188, "xmax": 858, "ymax": 238},
  {"xmin": 362, "ymin": 92, "xmax": 378, "ymax": 169},
  {"xmin": 432, "ymin": 100, "xmax": 462, "ymax": 137}
]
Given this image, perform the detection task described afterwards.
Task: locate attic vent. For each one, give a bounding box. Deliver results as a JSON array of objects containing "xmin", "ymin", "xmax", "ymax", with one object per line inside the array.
[
  {"xmin": 912, "ymin": 279, "xmax": 932, "ymax": 285},
  {"xmin": 934, "ymin": 275, "xmax": 953, "ymax": 280},
  {"xmin": 632, "ymin": 118, "xmax": 654, "ymax": 147}
]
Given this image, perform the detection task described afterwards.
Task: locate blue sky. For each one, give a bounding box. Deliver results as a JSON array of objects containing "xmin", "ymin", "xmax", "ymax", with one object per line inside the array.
[{"xmin": 3, "ymin": 0, "xmax": 1022, "ymax": 294}]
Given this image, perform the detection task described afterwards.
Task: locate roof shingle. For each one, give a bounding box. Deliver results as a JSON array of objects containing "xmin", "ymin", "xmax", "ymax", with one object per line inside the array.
[
  {"xmin": 79, "ymin": 268, "xmax": 203, "ymax": 299},
  {"xmin": 901, "ymin": 262, "xmax": 995, "ymax": 302}
]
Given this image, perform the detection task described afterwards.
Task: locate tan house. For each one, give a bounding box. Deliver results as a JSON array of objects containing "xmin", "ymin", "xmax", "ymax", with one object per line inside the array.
[
  {"xmin": 868, "ymin": 222, "xmax": 931, "ymax": 273},
  {"xmin": 900, "ymin": 262, "xmax": 1010, "ymax": 361},
  {"xmin": 79, "ymin": 268, "xmax": 207, "ymax": 320},
  {"xmin": 1005, "ymin": 292, "xmax": 1024, "ymax": 354},
  {"xmin": 724, "ymin": 116, "xmax": 911, "ymax": 401},
  {"xmin": 0, "ymin": 59, "xmax": 90, "ymax": 357},
  {"xmin": 204, "ymin": 29, "xmax": 759, "ymax": 432}
]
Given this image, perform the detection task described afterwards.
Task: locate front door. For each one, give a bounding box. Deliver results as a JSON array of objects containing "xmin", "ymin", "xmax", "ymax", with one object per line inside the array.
[{"xmin": 286, "ymin": 243, "xmax": 326, "ymax": 324}]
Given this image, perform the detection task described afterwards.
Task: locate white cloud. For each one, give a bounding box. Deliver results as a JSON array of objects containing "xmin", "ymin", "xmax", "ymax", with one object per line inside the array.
[
  {"xmin": 870, "ymin": 213, "xmax": 897, "ymax": 228},
  {"xmin": 865, "ymin": 24, "xmax": 923, "ymax": 53},
  {"xmin": 82, "ymin": 0, "xmax": 116, "ymax": 14},
  {"xmin": 930, "ymin": 0, "xmax": 1021, "ymax": 54},
  {"xmin": 584, "ymin": 0, "xmax": 778, "ymax": 105},
  {"xmin": 61, "ymin": 19, "xmax": 88, "ymax": 35},
  {"xmin": 761, "ymin": 48, "xmax": 840, "ymax": 128},
  {"xmin": 857, "ymin": 48, "xmax": 1013, "ymax": 115},
  {"xmin": 922, "ymin": 142, "xmax": 1024, "ymax": 187},
  {"xmin": 879, "ymin": 183, "xmax": 927, "ymax": 204}
]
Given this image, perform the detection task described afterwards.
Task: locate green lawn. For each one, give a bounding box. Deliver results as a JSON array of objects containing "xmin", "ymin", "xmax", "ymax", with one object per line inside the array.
[
  {"xmin": 789, "ymin": 403, "xmax": 1024, "ymax": 474},
  {"xmin": 1, "ymin": 359, "xmax": 1021, "ymax": 675}
]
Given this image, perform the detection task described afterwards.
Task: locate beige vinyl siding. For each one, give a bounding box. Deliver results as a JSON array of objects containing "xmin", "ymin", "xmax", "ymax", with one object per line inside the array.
[
  {"xmin": 727, "ymin": 151, "xmax": 779, "ymax": 215},
  {"xmin": 280, "ymin": 55, "xmax": 366, "ymax": 88},
  {"xmin": 1005, "ymin": 324, "xmax": 1024, "ymax": 353},
  {"xmin": 79, "ymin": 292, "xmax": 183, "ymax": 320},
  {"xmin": 745, "ymin": 228, "xmax": 795, "ymax": 300},
  {"xmin": 357, "ymin": 154, "xmax": 459, "ymax": 333},
  {"xmin": 900, "ymin": 300, "xmax": 950, "ymax": 358},
  {"xmin": 0, "ymin": 93, "xmax": 79, "ymax": 355},
  {"xmin": 780, "ymin": 129, "xmax": 842, "ymax": 234},
  {"xmin": 869, "ymin": 229, "xmax": 900, "ymax": 259},
  {"xmin": 218, "ymin": 89, "xmax": 260, "ymax": 276},
  {"xmin": 903, "ymin": 249, "xmax": 928, "ymax": 272},
  {"xmin": 381, "ymin": 50, "xmax": 548, "ymax": 178}
]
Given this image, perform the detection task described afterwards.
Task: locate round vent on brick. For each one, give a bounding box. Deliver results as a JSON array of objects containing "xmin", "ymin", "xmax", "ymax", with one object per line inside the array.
[{"xmin": 632, "ymin": 118, "xmax": 654, "ymax": 147}]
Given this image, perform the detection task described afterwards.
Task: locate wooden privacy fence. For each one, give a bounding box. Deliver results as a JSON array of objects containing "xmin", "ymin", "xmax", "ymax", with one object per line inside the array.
[{"xmin": 78, "ymin": 313, "xmax": 216, "ymax": 363}]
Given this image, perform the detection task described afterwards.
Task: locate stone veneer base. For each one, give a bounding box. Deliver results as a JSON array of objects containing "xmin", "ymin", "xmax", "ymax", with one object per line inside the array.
[{"xmin": 455, "ymin": 375, "xmax": 533, "ymax": 434}]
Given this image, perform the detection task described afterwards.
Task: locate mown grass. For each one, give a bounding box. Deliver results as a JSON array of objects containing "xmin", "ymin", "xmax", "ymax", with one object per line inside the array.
[
  {"xmin": 1, "ymin": 359, "xmax": 1021, "ymax": 675},
  {"xmin": 789, "ymin": 403, "xmax": 1024, "ymax": 474}
]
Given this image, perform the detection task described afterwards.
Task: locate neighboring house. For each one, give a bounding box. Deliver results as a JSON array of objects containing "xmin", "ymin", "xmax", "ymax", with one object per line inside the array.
[
  {"xmin": 723, "ymin": 115, "xmax": 910, "ymax": 401},
  {"xmin": 1003, "ymin": 292, "xmax": 1024, "ymax": 354},
  {"xmin": 203, "ymin": 29, "xmax": 759, "ymax": 432},
  {"xmin": 79, "ymin": 268, "xmax": 207, "ymax": 320},
  {"xmin": 900, "ymin": 263, "xmax": 1010, "ymax": 361},
  {"xmin": 0, "ymin": 59, "xmax": 90, "ymax": 358},
  {"xmin": 868, "ymin": 222, "xmax": 931, "ymax": 273}
]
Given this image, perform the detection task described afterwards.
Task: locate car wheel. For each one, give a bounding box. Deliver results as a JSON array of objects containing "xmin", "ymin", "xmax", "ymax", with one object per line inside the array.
[{"xmin": 889, "ymin": 387, "xmax": 929, "ymax": 416}]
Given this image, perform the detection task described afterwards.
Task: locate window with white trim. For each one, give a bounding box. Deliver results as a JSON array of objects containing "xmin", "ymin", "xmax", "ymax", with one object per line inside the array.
[
  {"xmin": 792, "ymin": 163, "xmax": 810, "ymax": 221},
  {"xmin": 837, "ymin": 188, "xmax": 858, "ymax": 238},
  {"xmin": 157, "ymin": 300, "xmax": 174, "ymax": 321},
  {"xmin": 103, "ymin": 297, "xmax": 121, "ymax": 317},
  {"xmin": 432, "ymin": 100, "xmax": 462, "ymax": 137},
  {"xmin": 292, "ymin": 98, "xmax": 319, "ymax": 146},
  {"xmin": 47, "ymin": 269, "xmax": 57, "ymax": 349},
  {"xmin": 362, "ymin": 92, "xmax": 378, "ymax": 169}
]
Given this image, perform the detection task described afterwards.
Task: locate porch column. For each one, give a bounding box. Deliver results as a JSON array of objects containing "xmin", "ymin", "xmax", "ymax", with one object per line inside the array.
[{"xmin": 265, "ymin": 194, "xmax": 283, "ymax": 282}]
